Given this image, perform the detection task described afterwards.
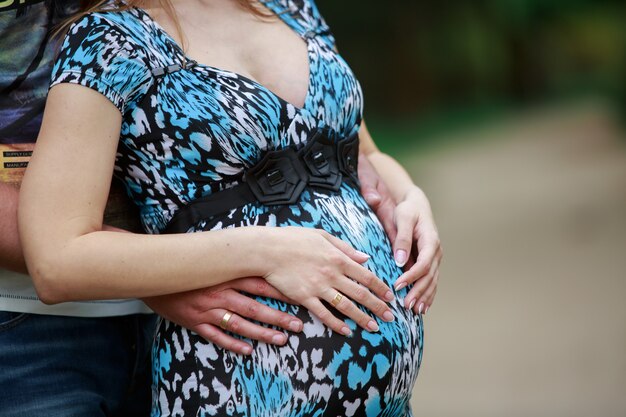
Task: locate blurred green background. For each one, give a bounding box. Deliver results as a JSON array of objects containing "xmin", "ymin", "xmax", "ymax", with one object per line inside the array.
[
  {"xmin": 319, "ymin": 0, "xmax": 625, "ymax": 153},
  {"xmin": 318, "ymin": 2, "xmax": 626, "ymax": 416}
]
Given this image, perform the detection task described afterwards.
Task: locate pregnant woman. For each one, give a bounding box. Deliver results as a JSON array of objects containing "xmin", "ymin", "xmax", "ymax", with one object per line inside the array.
[{"xmin": 19, "ymin": 0, "xmax": 441, "ymax": 416}]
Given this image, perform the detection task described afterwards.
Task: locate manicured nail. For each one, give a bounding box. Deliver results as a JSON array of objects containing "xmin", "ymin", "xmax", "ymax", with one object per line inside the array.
[
  {"xmin": 289, "ymin": 320, "xmax": 302, "ymax": 332},
  {"xmin": 425, "ymin": 306, "xmax": 429, "ymax": 315},
  {"xmin": 394, "ymin": 281, "xmax": 407, "ymax": 291},
  {"xmin": 341, "ymin": 326, "xmax": 352, "ymax": 336},
  {"xmin": 272, "ymin": 334, "xmax": 286, "ymax": 345},
  {"xmin": 395, "ymin": 250, "xmax": 407, "ymax": 267},
  {"xmin": 367, "ymin": 320, "xmax": 379, "ymax": 332},
  {"xmin": 383, "ymin": 311, "xmax": 395, "ymax": 322},
  {"xmin": 408, "ymin": 299, "xmax": 416, "ymax": 310},
  {"xmin": 356, "ymin": 250, "xmax": 371, "ymax": 259},
  {"xmin": 242, "ymin": 346, "xmax": 252, "ymax": 355},
  {"xmin": 418, "ymin": 303, "xmax": 424, "ymax": 314},
  {"xmin": 384, "ymin": 290, "xmax": 394, "ymax": 301}
]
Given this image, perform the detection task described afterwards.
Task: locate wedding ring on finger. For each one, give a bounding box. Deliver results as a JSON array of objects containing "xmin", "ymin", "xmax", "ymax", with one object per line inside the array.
[
  {"xmin": 330, "ymin": 292, "xmax": 343, "ymax": 307},
  {"xmin": 220, "ymin": 312, "xmax": 233, "ymax": 330}
]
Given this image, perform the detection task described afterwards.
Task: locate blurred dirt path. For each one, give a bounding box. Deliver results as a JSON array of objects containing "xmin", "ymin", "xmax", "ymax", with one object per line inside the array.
[{"xmin": 404, "ymin": 100, "xmax": 626, "ymax": 417}]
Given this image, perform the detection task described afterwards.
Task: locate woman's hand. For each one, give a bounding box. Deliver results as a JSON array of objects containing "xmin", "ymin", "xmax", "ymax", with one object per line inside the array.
[
  {"xmin": 391, "ymin": 187, "xmax": 442, "ymax": 314},
  {"xmin": 263, "ymin": 227, "xmax": 395, "ymax": 335}
]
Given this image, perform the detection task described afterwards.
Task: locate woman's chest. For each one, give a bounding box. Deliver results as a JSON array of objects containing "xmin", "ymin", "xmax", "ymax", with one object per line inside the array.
[
  {"xmin": 147, "ymin": 1, "xmax": 311, "ymax": 111},
  {"xmin": 122, "ymin": 36, "xmax": 362, "ymax": 173}
]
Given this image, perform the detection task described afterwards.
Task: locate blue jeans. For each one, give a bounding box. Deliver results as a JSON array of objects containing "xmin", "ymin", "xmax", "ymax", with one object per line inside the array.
[{"xmin": 0, "ymin": 311, "xmax": 157, "ymax": 417}]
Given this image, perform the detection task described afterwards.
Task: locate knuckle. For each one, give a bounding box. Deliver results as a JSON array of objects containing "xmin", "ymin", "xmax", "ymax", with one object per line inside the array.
[
  {"xmin": 403, "ymin": 270, "xmax": 419, "ymax": 284},
  {"xmin": 226, "ymin": 339, "xmax": 241, "ymax": 352},
  {"xmin": 278, "ymin": 315, "xmax": 292, "ymax": 328},
  {"xmin": 340, "ymin": 298, "xmax": 358, "ymax": 315},
  {"xmin": 373, "ymin": 301, "xmax": 387, "ymax": 316},
  {"xmin": 228, "ymin": 317, "xmax": 241, "ymax": 333},
  {"xmin": 202, "ymin": 327, "xmax": 220, "ymax": 342},
  {"xmin": 245, "ymin": 302, "xmax": 259, "ymax": 319},
  {"xmin": 204, "ymin": 290, "xmax": 223, "ymax": 302},
  {"xmin": 396, "ymin": 235, "xmax": 412, "ymax": 246},
  {"xmin": 327, "ymin": 252, "xmax": 345, "ymax": 267},
  {"xmin": 423, "ymin": 264, "xmax": 433, "ymax": 277},
  {"xmin": 255, "ymin": 280, "xmax": 270, "ymax": 295},
  {"xmin": 360, "ymin": 272, "xmax": 373, "ymax": 287},
  {"xmin": 407, "ymin": 287, "xmax": 420, "ymax": 299},
  {"xmin": 201, "ymin": 287, "xmax": 219, "ymax": 298},
  {"xmin": 351, "ymin": 287, "xmax": 367, "ymax": 302},
  {"xmin": 319, "ymin": 264, "xmax": 336, "ymax": 278},
  {"xmin": 358, "ymin": 315, "xmax": 371, "ymax": 329},
  {"xmin": 316, "ymin": 308, "xmax": 329, "ymax": 321},
  {"xmin": 263, "ymin": 330, "xmax": 276, "ymax": 343}
]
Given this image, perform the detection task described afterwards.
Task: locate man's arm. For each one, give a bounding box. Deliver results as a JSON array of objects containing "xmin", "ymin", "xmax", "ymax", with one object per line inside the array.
[{"xmin": 0, "ymin": 182, "xmax": 27, "ymax": 273}]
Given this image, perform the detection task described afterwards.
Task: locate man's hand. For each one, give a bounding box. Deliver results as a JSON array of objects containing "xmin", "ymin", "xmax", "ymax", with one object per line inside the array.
[{"xmin": 143, "ymin": 277, "xmax": 303, "ymax": 355}]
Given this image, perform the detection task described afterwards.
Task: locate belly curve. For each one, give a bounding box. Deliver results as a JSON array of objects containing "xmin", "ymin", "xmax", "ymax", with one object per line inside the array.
[{"xmin": 152, "ymin": 184, "xmax": 424, "ymax": 417}]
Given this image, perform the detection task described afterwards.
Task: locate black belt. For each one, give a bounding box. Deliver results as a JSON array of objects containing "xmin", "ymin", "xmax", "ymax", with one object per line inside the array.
[{"xmin": 163, "ymin": 129, "xmax": 360, "ymax": 234}]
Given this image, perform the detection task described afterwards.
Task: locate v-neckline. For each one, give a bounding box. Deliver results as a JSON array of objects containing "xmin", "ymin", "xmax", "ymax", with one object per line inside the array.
[{"xmin": 133, "ymin": 3, "xmax": 313, "ymax": 112}]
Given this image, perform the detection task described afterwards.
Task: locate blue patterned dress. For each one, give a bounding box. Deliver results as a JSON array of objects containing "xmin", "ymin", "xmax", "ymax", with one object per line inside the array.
[{"xmin": 50, "ymin": 1, "xmax": 423, "ymax": 416}]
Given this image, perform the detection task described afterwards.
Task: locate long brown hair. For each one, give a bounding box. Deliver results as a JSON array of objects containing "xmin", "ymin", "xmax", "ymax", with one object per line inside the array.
[{"xmin": 55, "ymin": 0, "xmax": 273, "ymax": 45}]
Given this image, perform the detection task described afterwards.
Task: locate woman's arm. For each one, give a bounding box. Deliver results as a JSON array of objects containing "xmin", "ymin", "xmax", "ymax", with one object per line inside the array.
[
  {"xmin": 358, "ymin": 121, "xmax": 442, "ymax": 314},
  {"xmin": 18, "ymin": 85, "xmax": 262, "ymax": 302},
  {"xmin": 18, "ymin": 84, "xmax": 394, "ymax": 335}
]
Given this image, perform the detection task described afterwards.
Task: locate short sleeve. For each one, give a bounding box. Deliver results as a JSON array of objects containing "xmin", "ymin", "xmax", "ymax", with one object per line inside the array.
[{"xmin": 50, "ymin": 14, "xmax": 151, "ymax": 113}]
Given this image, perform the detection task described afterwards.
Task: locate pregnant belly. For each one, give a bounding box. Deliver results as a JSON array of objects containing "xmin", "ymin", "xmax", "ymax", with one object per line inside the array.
[{"xmin": 153, "ymin": 185, "xmax": 424, "ymax": 417}]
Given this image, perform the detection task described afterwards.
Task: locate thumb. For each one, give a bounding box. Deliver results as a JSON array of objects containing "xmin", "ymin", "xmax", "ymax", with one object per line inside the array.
[
  {"xmin": 363, "ymin": 189, "xmax": 382, "ymax": 208},
  {"xmin": 392, "ymin": 207, "xmax": 415, "ymax": 268}
]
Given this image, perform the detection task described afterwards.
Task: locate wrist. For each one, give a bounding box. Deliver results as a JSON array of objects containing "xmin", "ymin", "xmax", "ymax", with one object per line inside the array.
[
  {"xmin": 401, "ymin": 186, "xmax": 434, "ymax": 217},
  {"xmin": 400, "ymin": 185, "xmax": 424, "ymax": 204},
  {"xmin": 239, "ymin": 226, "xmax": 285, "ymax": 278}
]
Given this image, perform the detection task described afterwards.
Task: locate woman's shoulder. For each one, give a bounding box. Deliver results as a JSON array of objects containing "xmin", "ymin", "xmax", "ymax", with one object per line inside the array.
[
  {"xmin": 52, "ymin": 7, "xmax": 155, "ymax": 113},
  {"xmin": 64, "ymin": 7, "xmax": 147, "ymax": 48}
]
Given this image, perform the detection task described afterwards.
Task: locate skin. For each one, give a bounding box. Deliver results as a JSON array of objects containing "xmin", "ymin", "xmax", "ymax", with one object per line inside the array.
[
  {"xmin": 359, "ymin": 123, "xmax": 442, "ymax": 314},
  {"xmin": 142, "ymin": 0, "xmax": 442, "ymax": 312},
  {"xmin": 13, "ymin": 0, "xmax": 441, "ymax": 355}
]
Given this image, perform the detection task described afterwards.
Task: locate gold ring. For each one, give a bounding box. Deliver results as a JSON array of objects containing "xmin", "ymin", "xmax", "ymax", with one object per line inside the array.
[
  {"xmin": 220, "ymin": 312, "xmax": 233, "ymax": 330},
  {"xmin": 331, "ymin": 292, "xmax": 343, "ymax": 307}
]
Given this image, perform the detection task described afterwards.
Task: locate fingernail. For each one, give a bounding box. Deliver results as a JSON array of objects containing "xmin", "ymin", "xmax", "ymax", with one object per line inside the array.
[
  {"xmin": 242, "ymin": 346, "xmax": 252, "ymax": 355},
  {"xmin": 356, "ymin": 250, "xmax": 371, "ymax": 259},
  {"xmin": 383, "ymin": 311, "xmax": 394, "ymax": 322},
  {"xmin": 367, "ymin": 320, "xmax": 379, "ymax": 332},
  {"xmin": 384, "ymin": 290, "xmax": 394, "ymax": 301},
  {"xmin": 341, "ymin": 326, "xmax": 352, "ymax": 336},
  {"xmin": 395, "ymin": 250, "xmax": 407, "ymax": 267},
  {"xmin": 425, "ymin": 306, "xmax": 429, "ymax": 315},
  {"xmin": 418, "ymin": 303, "xmax": 424, "ymax": 314},
  {"xmin": 394, "ymin": 281, "xmax": 407, "ymax": 291},
  {"xmin": 289, "ymin": 320, "xmax": 302, "ymax": 332},
  {"xmin": 365, "ymin": 192, "xmax": 380, "ymax": 202},
  {"xmin": 408, "ymin": 299, "xmax": 416, "ymax": 310},
  {"xmin": 272, "ymin": 334, "xmax": 286, "ymax": 345}
]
